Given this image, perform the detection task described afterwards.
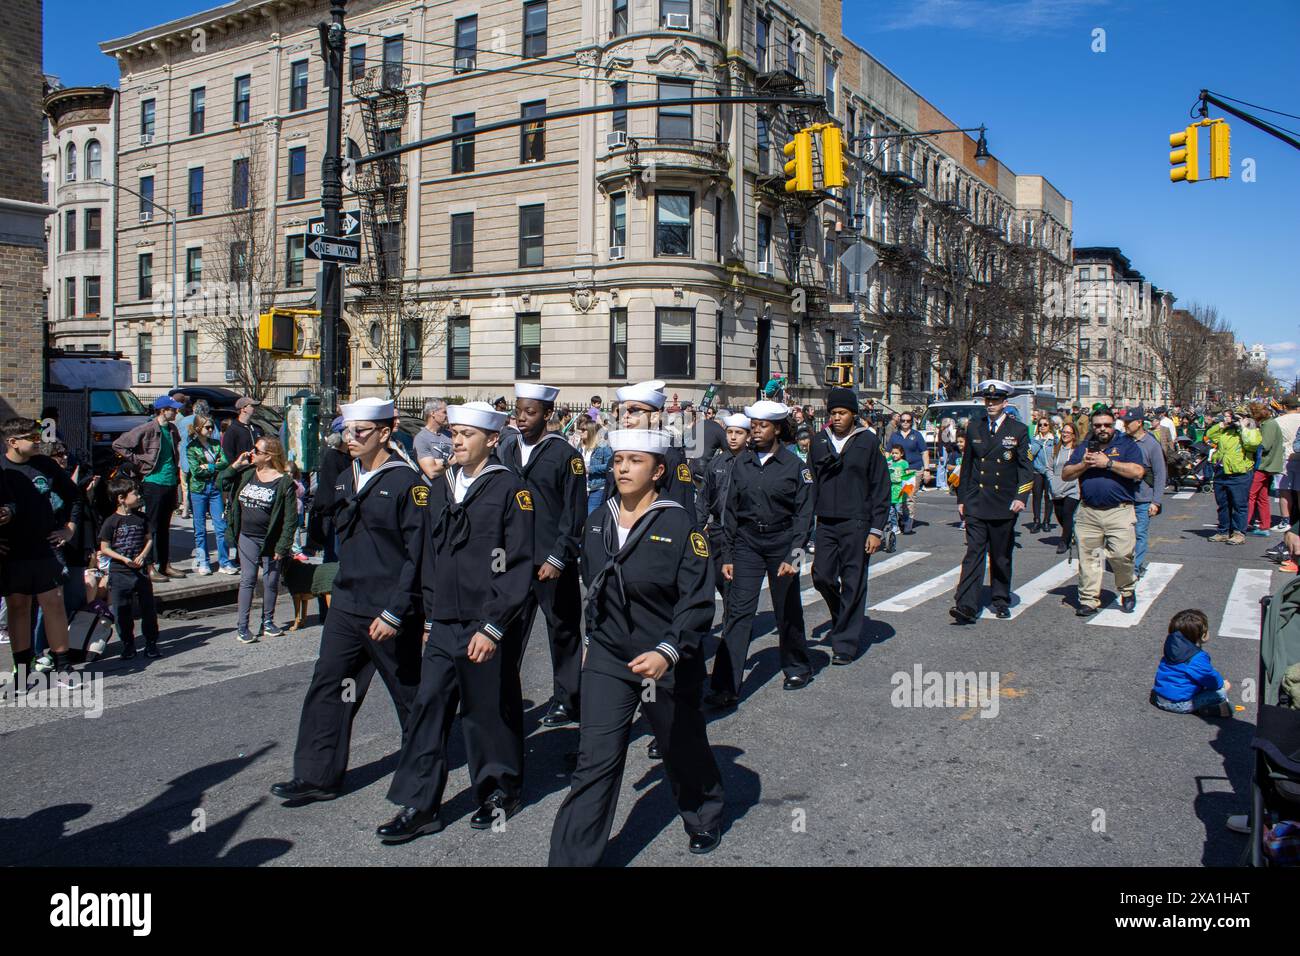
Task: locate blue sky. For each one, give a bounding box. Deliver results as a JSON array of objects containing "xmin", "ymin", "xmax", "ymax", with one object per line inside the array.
[{"xmin": 45, "ymin": 0, "xmax": 1300, "ymax": 376}]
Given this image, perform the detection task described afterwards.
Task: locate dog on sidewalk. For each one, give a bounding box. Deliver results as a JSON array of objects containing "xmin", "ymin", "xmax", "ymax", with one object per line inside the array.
[{"xmin": 281, "ymin": 559, "xmax": 339, "ymax": 630}]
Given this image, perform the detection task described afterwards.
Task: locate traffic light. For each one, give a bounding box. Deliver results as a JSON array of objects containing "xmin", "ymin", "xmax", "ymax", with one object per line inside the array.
[
  {"xmin": 783, "ymin": 129, "xmax": 814, "ymax": 193},
  {"xmin": 819, "ymin": 124, "xmax": 847, "ymax": 188},
  {"xmin": 1169, "ymin": 125, "xmax": 1199, "ymax": 183},
  {"xmin": 258, "ymin": 310, "xmax": 298, "ymax": 355},
  {"xmin": 1209, "ymin": 119, "xmax": 1230, "ymax": 180}
]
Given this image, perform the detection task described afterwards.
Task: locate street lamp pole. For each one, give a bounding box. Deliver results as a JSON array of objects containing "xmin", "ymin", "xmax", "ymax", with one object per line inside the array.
[{"xmin": 318, "ymin": 0, "xmax": 347, "ymax": 423}]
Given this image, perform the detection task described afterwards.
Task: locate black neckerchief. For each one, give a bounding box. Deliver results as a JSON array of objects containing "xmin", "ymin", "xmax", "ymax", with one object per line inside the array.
[
  {"xmin": 816, "ymin": 425, "xmax": 869, "ymax": 476},
  {"xmin": 585, "ymin": 496, "xmax": 684, "ymax": 635},
  {"xmin": 336, "ymin": 453, "xmax": 420, "ymax": 535},
  {"xmin": 434, "ymin": 462, "xmax": 510, "ymax": 550}
]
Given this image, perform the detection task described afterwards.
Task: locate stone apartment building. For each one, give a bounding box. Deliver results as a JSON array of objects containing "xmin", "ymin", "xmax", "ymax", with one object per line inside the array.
[{"xmin": 100, "ymin": 0, "xmax": 1073, "ymax": 409}]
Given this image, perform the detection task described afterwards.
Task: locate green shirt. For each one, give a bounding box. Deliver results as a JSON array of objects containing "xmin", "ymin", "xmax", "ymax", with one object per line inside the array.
[{"xmin": 145, "ymin": 423, "xmax": 178, "ymax": 486}]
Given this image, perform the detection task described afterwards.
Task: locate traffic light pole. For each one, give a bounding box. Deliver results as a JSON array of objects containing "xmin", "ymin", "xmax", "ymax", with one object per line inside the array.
[
  {"xmin": 318, "ymin": 0, "xmax": 347, "ymax": 424},
  {"xmin": 1198, "ymin": 90, "xmax": 1300, "ymax": 152}
]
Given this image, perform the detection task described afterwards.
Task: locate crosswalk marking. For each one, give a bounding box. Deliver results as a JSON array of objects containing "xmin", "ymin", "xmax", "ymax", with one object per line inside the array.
[
  {"xmin": 799, "ymin": 550, "xmax": 930, "ymax": 606},
  {"xmin": 869, "ymin": 565, "xmax": 962, "ymax": 613},
  {"xmin": 978, "ymin": 560, "xmax": 1077, "ymax": 620},
  {"xmin": 1218, "ymin": 568, "xmax": 1273, "ymax": 640},
  {"xmin": 1089, "ymin": 562, "xmax": 1181, "ymax": 628},
  {"xmin": 1171, "ymin": 491, "xmax": 1194, "ymax": 500}
]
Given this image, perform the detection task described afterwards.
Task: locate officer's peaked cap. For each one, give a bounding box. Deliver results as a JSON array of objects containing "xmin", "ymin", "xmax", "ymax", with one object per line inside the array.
[{"xmin": 976, "ymin": 379, "xmax": 1014, "ymax": 399}]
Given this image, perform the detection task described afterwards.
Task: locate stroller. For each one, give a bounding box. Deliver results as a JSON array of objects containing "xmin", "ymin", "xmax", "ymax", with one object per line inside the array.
[
  {"xmin": 1166, "ymin": 436, "xmax": 1212, "ymax": 493},
  {"xmin": 1248, "ymin": 580, "xmax": 1300, "ymax": 865}
]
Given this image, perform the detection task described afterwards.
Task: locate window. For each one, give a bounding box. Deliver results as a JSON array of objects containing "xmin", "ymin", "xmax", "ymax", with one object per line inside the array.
[
  {"xmin": 64, "ymin": 210, "xmax": 76, "ymax": 251},
  {"xmin": 1098, "ymin": 339, "xmax": 1107, "ymax": 359},
  {"xmin": 610, "ymin": 193, "xmax": 626, "ymax": 248},
  {"xmin": 184, "ymin": 331, "xmax": 198, "ymax": 382},
  {"xmin": 186, "ymin": 247, "xmax": 203, "ymax": 288},
  {"xmin": 286, "ymin": 235, "xmax": 305, "ymax": 285},
  {"xmin": 188, "ymin": 167, "xmax": 204, "ymax": 216},
  {"xmin": 229, "ymin": 241, "xmax": 248, "ymax": 283},
  {"xmin": 190, "ymin": 87, "xmax": 206, "ymax": 134},
  {"xmin": 141, "ymin": 99, "xmax": 155, "ymax": 137},
  {"xmin": 225, "ymin": 332, "xmax": 239, "ymax": 377},
  {"xmin": 757, "ymin": 212, "xmax": 771, "ymax": 267},
  {"xmin": 85, "ymin": 208, "xmax": 101, "ymax": 249},
  {"xmin": 609, "ymin": 308, "xmax": 628, "ymax": 378},
  {"xmin": 756, "ymin": 14, "xmax": 770, "ymax": 70},
  {"xmin": 846, "ymin": 106, "xmax": 857, "ymax": 151},
  {"xmin": 788, "ymin": 320, "xmax": 800, "ymax": 384},
  {"xmin": 611, "ymin": 82, "xmax": 627, "ymax": 133},
  {"xmin": 516, "ymin": 312, "xmax": 541, "ymax": 378},
  {"xmin": 64, "ymin": 277, "xmax": 76, "ymax": 317},
  {"xmin": 65, "ymin": 143, "xmax": 76, "ymax": 182},
  {"xmin": 1097, "ymin": 303, "xmax": 1108, "ymax": 325},
  {"xmin": 287, "ymin": 146, "xmax": 306, "ymax": 199},
  {"xmin": 756, "ymin": 113, "xmax": 770, "ymax": 172},
  {"xmin": 401, "ymin": 319, "xmax": 422, "ymax": 380},
  {"xmin": 85, "ymin": 140, "xmax": 102, "ymax": 179},
  {"xmin": 447, "ymin": 316, "xmax": 470, "ymax": 379},
  {"xmin": 824, "ymin": 60, "xmax": 836, "ymax": 115},
  {"xmin": 289, "ymin": 61, "xmax": 308, "ymax": 111},
  {"xmin": 349, "ymin": 44, "xmax": 366, "ymax": 81},
  {"xmin": 786, "ymin": 27, "xmax": 799, "ymax": 77},
  {"xmin": 454, "ymin": 16, "xmax": 477, "ymax": 70},
  {"xmin": 1080, "ymin": 337, "xmax": 1090, "ymax": 357},
  {"xmin": 451, "ymin": 113, "xmax": 475, "ymax": 173},
  {"xmin": 661, "ymin": 0, "xmax": 690, "ymax": 25},
  {"xmin": 657, "ymin": 78, "xmax": 692, "ymax": 142},
  {"xmin": 714, "ymin": 197, "xmax": 723, "ymax": 260},
  {"xmin": 138, "ymin": 253, "xmax": 153, "ymax": 300},
  {"xmin": 1078, "ymin": 266, "xmax": 1090, "ymax": 281},
  {"xmin": 378, "ymin": 221, "xmax": 402, "ymax": 277},
  {"xmin": 234, "ymin": 75, "xmax": 251, "ymax": 123},
  {"xmin": 521, "ymin": 101, "xmax": 545, "ymax": 162},
  {"xmin": 655, "ymin": 307, "xmax": 694, "ymax": 378},
  {"xmin": 612, "ymin": 0, "xmax": 628, "ymax": 36},
  {"xmin": 382, "ymin": 35, "xmax": 404, "ymax": 89},
  {"xmin": 85, "ymin": 276, "xmax": 101, "ymax": 317},
  {"xmin": 655, "ymin": 191, "xmax": 692, "ymax": 257},
  {"xmin": 450, "ymin": 212, "xmax": 474, "ymax": 272},
  {"xmin": 231, "ymin": 158, "xmax": 249, "ymax": 209},
  {"xmin": 519, "ymin": 204, "xmax": 545, "ymax": 267},
  {"xmin": 138, "ymin": 334, "xmax": 152, "ymax": 377},
  {"xmin": 1098, "ymin": 375, "xmax": 1108, "ymax": 397},
  {"xmin": 523, "ymin": 0, "xmax": 548, "ymax": 57}
]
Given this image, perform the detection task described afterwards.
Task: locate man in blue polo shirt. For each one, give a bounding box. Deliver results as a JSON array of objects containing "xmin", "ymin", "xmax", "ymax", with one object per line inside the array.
[
  {"xmin": 887, "ymin": 411, "xmax": 929, "ymax": 533},
  {"xmin": 1060, "ymin": 406, "xmax": 1147, "ymax": 616}
]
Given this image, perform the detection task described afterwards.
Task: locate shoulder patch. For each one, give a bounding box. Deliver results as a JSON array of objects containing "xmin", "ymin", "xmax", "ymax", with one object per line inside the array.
[
  {"xmin": 690, "ymin": 532, "xmax": 709, "ymax": 557},
  {"xmin": 570, "ymin": 457, "xmax": 585, "ymax": 476},
  {"xmin": 410, "ymin": 485, "xmax": 429, "ymax": 507},
  {"xmin": 676, "ymin": 463, "xmax": 692, "ymax": 483},
  {"xmin": 515, "ymin": 490, "xmax": 534, "ymax": 511},
  {"xmin": 802, "ymin": 468, "xmax": 814, "ymax": 484}
]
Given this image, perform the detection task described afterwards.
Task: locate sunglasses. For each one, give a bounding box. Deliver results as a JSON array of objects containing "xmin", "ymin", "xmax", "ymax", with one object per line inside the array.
[{"xmin": 343, "ymin": 425, "xmax": 378, "ymax": 441}]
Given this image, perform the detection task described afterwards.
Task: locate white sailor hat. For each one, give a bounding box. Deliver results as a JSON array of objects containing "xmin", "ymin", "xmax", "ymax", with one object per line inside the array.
[
  {"xmin": 514, "ymin": 382, "xmax": 560, "ymax": 403},
  {"xmin": 615, "ymin": 379, "xmax": 667, "ymax": 409},
  {"xmin": 340, "ymin": 396, "xmax": 396, "ymax": 422},
  {"xmin": 742, "ymin": 400, "xmax": 790, "ymax": 421},
  {"xmin": 722, "ymin": 413, "xmax": 752, "ymax": 429},
  {"xmin": 447, "ymin": 401, "xmax": 507, "ymax": 432},
  {"xmin": 606, "ymin": 429, "xmax": 675, "ymax": 454},
  {"xmin": 975, "ymin": 379, "xmax": 1015, "ymax": 399}
]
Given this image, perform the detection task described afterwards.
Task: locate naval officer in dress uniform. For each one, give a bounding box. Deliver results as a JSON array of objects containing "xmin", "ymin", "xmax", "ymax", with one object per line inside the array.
[
  {"xmin": 549, "ymin": 428, "xmax": 724, "ymax": 865},
  {"xmin": 379, "ymin": 402, "xmax": 535, "ymax": 843},
  {"xmin": 695, "ymin": 412, "xmax": 750, "ymax": 602},
  {"xmin": 613, "ymin": 380, "xmax": 697, "ymax": 511},
  {"xmin": 949, "ymin": 380, "xmax": 1033, "ymax": 624},
  {"xmin": 272, "ymin": 397, "xmax": 428, "ymax": 802}
]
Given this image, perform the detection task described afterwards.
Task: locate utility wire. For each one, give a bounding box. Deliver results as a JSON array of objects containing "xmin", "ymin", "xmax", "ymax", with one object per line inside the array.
[{"xmin": 1205, "ymin": 90, "xmax": 1300, "ymax": 122}]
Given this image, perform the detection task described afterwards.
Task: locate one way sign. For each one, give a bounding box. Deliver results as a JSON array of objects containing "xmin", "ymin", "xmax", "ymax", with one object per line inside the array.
[
  {"xmin": 305, "ymin": 235, "xmax": 360, "ymax": 265},
  {"xmin": 308, "ymin": 209, "xmax": 361, "ymax": 237}
]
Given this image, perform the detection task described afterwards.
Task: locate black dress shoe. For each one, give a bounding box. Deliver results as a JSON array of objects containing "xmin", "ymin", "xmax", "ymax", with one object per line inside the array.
[
  {"xmin": 783, "ymin": 674, "xmax": 812, "ymax": 690},
  {"xmin": 376, "ymin": 805, "xmax": 444, "ymax": 843},
  {"xmin": 1075, "ymin": 605, "xmax": 1099, "ymax": 618},
  {"xmin": 647, "ymin": 740, "xmax": 663, "ymax": 760},
  {"xmin": 1056, "ymin": 541, "xmax": 1069, "ymax": 554},
  {"xmin": 270, "ymin": 778, "xmax": 341, "ymax": 802},
  {"xmin": 1121, "ymin": 594, "xmax": 1137, "ymax": 613},
  {"xmin": 703, "ymin": 690, "xmax": 739, "ymax": 709},
  {"xmin": 470, "ymin": 790, "xmax": 523, "ymax": 829},
  {"xmin": 948, "ymin": 606, "xmax": 977, "ymax": 625},
  {"xmin": 688, "ymin": 828, "xmax": 722, "ymax": 855},
  {"xmin": 541, "ymin": 702, "xmax": 578, "ymax": 727},
  {"xmin": 1027, "ymin": 523, "xmax": 1040, "ymax": 533},
  {"xmin": 993, "ymin": 605, "xmax": 1011, "ymax": 619},
  {"xmin": 831, "ymin": 653, "xmax": 854, "ymax": 666}
]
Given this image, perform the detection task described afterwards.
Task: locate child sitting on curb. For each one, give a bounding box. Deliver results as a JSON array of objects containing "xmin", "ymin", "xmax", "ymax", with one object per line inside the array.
[{"xmin": 1151, "ymin": 608, "xmax": 1232, "ymax": 717}]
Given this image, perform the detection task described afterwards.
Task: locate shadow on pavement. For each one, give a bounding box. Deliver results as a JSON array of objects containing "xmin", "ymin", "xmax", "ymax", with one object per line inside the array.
[{"xmin": 1195, "ymin": 711, "xmax": 1256, "ymax": 866}]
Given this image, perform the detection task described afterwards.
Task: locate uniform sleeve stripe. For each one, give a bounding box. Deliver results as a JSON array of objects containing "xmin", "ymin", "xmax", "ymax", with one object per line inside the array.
[
  {"xmin": 423, "ymin": 620, "xmax": 433, "ymax": 631},
  {"xmin": 380, "ymin": 610, "xmax": 402, "ymax": 628},
  {"xmin": 545, "ymin": 556, "xmax": 566, "ymax": 571},
  {"xmin": 482, "ymin": 623, "xmax": 503, "ymax": 643},
  {"xmin": 655, "ymin": 642, "xmax": 680, "ymax": 665},
  {"xmin": 869, "ymin": 527, "xmax": 884, "ymax": 537},
  {"xmin": 1017, "ymin": 483, "xmax": 1033, "ymax": 493}
]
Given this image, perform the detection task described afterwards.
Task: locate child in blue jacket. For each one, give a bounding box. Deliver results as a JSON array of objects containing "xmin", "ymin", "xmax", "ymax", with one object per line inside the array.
[{"xmin": 1151, "ymin": 608, "xmax": 1233, "ymax": 717}]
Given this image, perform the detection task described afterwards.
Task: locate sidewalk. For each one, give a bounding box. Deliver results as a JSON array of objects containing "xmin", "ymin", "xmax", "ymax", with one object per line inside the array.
[{"xmin": 148, "ymin": 511, "xmax": 242, "ymax": 605}]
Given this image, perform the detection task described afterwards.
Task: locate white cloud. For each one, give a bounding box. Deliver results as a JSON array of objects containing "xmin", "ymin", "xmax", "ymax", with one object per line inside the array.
[
  {"xmin": 1270, "ymin": 355, "xmax": 1297, "ymax": 371},
  {"xmin": 1265, "ymin": 341, "xmax": 1299, "ymax": 353},
  {"xmin": 878, "ymin": 0, "xmax": 1108, "ymax": 36}
]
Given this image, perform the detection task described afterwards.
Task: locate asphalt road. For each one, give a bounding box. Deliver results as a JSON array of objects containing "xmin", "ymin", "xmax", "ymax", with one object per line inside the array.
[{"xmin": 0, "ymin": 487, "xmax": 1274, "ymax": 866}]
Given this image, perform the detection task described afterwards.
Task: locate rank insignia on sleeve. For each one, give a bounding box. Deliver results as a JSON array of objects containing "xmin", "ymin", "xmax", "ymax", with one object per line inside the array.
[
  {"xmin": 516, "ymin": 490, "xmax": 534, "ymax": 511},
  {"xmin": 570, "ymin": 458, "xmax": 585, "ymax": 476},
  {"xmin": 410, "ymin": 485, "xmax": 429, "ymax": 507},
  {"xmin": 677, "ymin": 463, "xmax": 692, "ymax": 483},
  {"xmin": 802, "ymin": 468, "xmax": 814, "ymax": 484},
  {"xmin": 690, "ymin": 532, "xmax": 709, "ymax": 557}
]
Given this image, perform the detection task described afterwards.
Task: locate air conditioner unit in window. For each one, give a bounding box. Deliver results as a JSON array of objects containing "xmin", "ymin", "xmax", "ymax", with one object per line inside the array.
[
  {"xmin": 64, "ymin": 172, "xmax": 75, "ymax": 183},
  {"xmin": 224, "ymin": 369, "xmax": 237, "ymax": 382},
  {"xmin": 139, "ymin": 133, "xmax": 154, "ymax": 145},
  {"xmin": 664, "ymin": 13, "xmax": 690, "ymax": 29},
  {"xmin": 454, "ymin": 56, "xmax": 475, "ymax": 72},
  {"xmin": 758, "ymin": 259, "xmax": 773, "ymax": 276},
  {"xmin": 139, "ymin": 211, "xmax": 152, "ymax": 223},
  {"xmin": 137, "ymin": 372, "xmax": 151, "ymax": 384},
  {"xmin": 606, "ymin": 130, "xmax": 628, "ymax": 149},
  {"xmin": 609, "ymin": 245, "xmax": 625, "ymax": 261}
]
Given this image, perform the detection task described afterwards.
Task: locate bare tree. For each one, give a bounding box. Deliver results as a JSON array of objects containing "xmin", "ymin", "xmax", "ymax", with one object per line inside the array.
[
  {"xmin": 1143, "ymin": 301, "xmax": 1231, "ymax": 404},
  {"xmin": 344, "ymin": 292, "xmax": 448, "ymax": 401}
]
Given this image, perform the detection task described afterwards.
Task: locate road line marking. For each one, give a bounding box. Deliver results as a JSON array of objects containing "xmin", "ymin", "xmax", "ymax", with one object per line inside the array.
[
  {"xmin": 1172, "ymin": 491, "xmax": 1194, "ymax": 500},
  {"xmin": 869, "ymin": 565, "xmax": 962, "ymax": 613},
  {"xmin": 978, "ymin": 561, "xmax": 1077, "ymax": 619},
  {"xmin": 1218, "ymin": 568, "xmax": 1273, "ymax": 640},
  {"xmin": 798, "ymin": 550, "xmax": 930, "ymax": 606},
  {"xmin": 1089, "ymin": 562, "xmax": 1181, "ymax": 628}
]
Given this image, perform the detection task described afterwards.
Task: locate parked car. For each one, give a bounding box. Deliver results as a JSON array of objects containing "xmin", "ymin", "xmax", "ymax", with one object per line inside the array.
[{"xmin": 168, "ymin": 386, "xmax": 284, "ymax": 439}]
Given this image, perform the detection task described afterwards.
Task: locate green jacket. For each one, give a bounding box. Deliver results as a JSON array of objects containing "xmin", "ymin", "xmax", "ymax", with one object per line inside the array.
[
  {"xmin": 887, "ymin": 458, "xmax": 916, "ymax": 505},
  {"xmin": 219, "ymin": 463, "xmax": 297, "ymax": 558},
  {"xmin": 1259, "ymin": 417, "xmax": 1286, "ymax": 474},
  {"xmin": 1205, "ymin": 422, "xmax": 1262, "ymax": 475},
  {"xmin": 185, "ymin": 440, "xmax": 229, "ymax": 493}
]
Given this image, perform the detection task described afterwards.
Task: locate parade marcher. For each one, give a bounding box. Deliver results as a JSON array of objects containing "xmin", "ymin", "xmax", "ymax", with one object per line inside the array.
[
  {"xmin": 707, "ymin": 401, "xmax": 814, "ymax": 705},
  {"xmin": 614, "ymin": 380, "xmax": 697, "ymax": 511},
  {"xmin": 949, "ymin": 381, "xmax": 1032, "ymax": 624},
  {"xmin": 549, "ymin": 429, "xmax": 724, "ymax": 865},
  {"xmin": 696, "ymin": 413, "xmax": 749, "ymax": 602},
  {"xmin": 379, "ymin": 402, "xmax": 534, "ymax": 843},
  {"xmin": 1122, "ymin": 406, "xmax": 1167, "ymax": 579},
  {"xmin": 271, "ymin": 398, "xmax": 428, "ymax": 803},
  {"xmin": 500, "ymin": 383, "xmax": 586, "ymax": 728},
  {"xmin": 809, "ymin": 387, "xmax": 889, "ymax": 665}
]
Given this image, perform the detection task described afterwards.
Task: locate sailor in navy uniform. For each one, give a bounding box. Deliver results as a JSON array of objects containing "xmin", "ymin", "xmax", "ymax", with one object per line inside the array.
[
  {"xmin": 950, "ymin": 380, "xmax": 1033, "ymax": 624},
  {"xmin": 500, "ymin": 382, "xmax": 587, "ymax": 728},
  {"xmin": 612, "ymin": 380, "xmax": 697, "ymax": 511},
  {"xmin": 707, "ymin": 400, "xmax": 814, "ymax": 707},
  {"xmin": 809, "ymin": 387, "xmax": 891, "ymax": 664},
  {"xmin": 379, "ymin": 402, "xmax": 535, "ymax": 843},
  {"xmin": 272, "ymin": 397, "xmax": 428, "ymax": 803},
  {"xmin": 549, "ymin": 429, "xmax": 724, "ymax": 865},
  {"xmin": 695, "ymin": 412, "xmax": 750, "ymax": 601}
]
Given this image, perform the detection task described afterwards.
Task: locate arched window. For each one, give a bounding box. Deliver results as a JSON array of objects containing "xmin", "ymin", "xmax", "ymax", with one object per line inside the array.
[
  {"xmin": 65, "ymin": 143, "xmax": 77, "ymax": 182},
  {"xmin": 85, "ymin": 140, "xmax": 102, "ymax": 179},
  {"xmin": 1080, "ymin": 375, "xmax": 1090, "ymax": 397}
]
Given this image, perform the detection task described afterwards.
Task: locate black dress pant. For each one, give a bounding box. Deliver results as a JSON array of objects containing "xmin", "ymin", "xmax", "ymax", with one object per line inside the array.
[
  {"xmin": 109, "ymin": 573, "xmax": 158, "ymax": 651},
  {"xmin": 1053, "ymin": 497, "xmax": 1079, "ymax": 547},
  {"xmin": 711, "ymin": 537, "xmax": 810, "ymax": 696},
  {"xmin": 1030, "ymin": 474, "xmax": 1051, "ymax": 526},
  {"xmin": 549, "ymin": 668, "xmax": 724, "ymax": 867},
  {"xmin": 387, "ymin": 620, "xmax": 525, "ymax": 813},
  {"xmin": 292, "ymin": 608, "xmax": 423, "ymax": 789},
  {"xmin": 141, "ymin": 482, "xmax": 178, "ymax": 570},
  {"xmin": 954, "ymin": 515, "xmax": 1017, "ymax": 613},
  {"xmin": 707, "ymin": 528, "xmax": 728, "ymax": 602},
  {"xmin": 518, "ymin": 563, "xmax": 583, "ymax": 715},
  {"xmin": 810, "ymin": 517, "xmax": 871, "ymax": 657}
]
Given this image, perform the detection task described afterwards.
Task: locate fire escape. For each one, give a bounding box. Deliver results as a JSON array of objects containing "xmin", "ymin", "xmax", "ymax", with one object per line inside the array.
[{"xmin": 350, "ymin": 65, "xmax": 409, "ymax": 305}]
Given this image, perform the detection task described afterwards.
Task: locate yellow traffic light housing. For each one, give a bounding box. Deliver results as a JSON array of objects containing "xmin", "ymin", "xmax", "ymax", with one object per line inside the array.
[
  {"xmin": 1169, "ymin": 125, "xmax": 1199, "ymax": 183},
  {"xmin": 258, "ymin": 308, "xmax": 319, "ymax": 356},
  {"xmin": 1209, "ymin": 119, "xmax": 1230, "ymax": 180},
  {"xmin": 819, "ymin": 124, "xmax": 847, "ymax": 188},
  {"xmin": 784, "ymin": 130, "xmax": 814, "ymax": 193}
]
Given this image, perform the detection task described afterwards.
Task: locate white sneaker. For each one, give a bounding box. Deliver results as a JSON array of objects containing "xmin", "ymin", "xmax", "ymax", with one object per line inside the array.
[
  {"xmin": 195, "ymin": 566, "xmax": 212, "ymax": 576},
  {"xmin": 0, "ymin": 630, "xmax": 9, "ymax": 645},
  {"xmin": 1227, "ymin": 813, "xmax": 1251, "ymax": 834},
  {"xmin": 219, "ymin": 565, "xmax": 239, "ymax": 575},
  {"xmin": 56, "ymin": 669, "xmax": 82, "ymax": 690},
  {"xmin": 33, "ymin": 653, "xmax": 55, "ymax": 673}
]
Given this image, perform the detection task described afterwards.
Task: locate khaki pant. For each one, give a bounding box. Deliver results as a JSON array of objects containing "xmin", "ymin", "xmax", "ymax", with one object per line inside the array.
[{"xmin": 1075, "ymin": 503, "xmax": 1136, "ymax": 608}]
